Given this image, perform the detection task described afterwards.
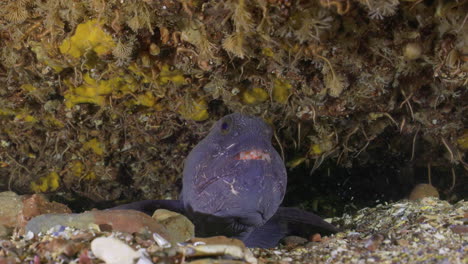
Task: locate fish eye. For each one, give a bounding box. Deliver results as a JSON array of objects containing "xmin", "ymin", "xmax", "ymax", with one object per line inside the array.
[{"xmin": 220, "ymin": 117, "xmax": 232, "ymax": 135}]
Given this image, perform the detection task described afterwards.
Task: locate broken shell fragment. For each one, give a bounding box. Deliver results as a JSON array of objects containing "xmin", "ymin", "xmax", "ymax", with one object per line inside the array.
[{"xmin": 180, "ymin": 236, "xmax": 257, "ymax": 264}]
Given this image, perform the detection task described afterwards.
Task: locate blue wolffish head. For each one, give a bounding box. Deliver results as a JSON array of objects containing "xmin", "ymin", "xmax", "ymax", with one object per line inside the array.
[{"xmin": 182, "ymin": 113, "xmax": 287, "ymax": 235}]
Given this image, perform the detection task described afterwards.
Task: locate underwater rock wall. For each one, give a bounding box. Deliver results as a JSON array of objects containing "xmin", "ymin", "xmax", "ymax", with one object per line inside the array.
[{"xmin": 0, "ymin": 0, "xmax": 466, "ymax": 208}]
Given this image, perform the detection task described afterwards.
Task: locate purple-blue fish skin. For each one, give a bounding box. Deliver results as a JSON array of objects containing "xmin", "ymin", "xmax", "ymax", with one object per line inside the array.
[{"xmin": 182, "ymin": 113, "xmax": 287, "ymax": 239}]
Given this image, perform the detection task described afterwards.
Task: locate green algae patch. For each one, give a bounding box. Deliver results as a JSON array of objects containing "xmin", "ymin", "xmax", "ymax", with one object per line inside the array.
[
  {"xmin": 0, "ymin": 108, "xmax": 15, "ymax": 116},
  {"xmin": 135, "ymin": 92, "xmax": 157, "ymax": 107},
  {"xmin": 43, "ymin": 114, "xmax": 65, "ymax": 128},
  {"xmin": 59, "ymin": 19, "xmax": 115, "ymax": 58},
  {"xmin": 127, "ymin": 63, "xmax": 187, "ymax": 93},
  {"xmin": 179, "ymin": 98, "xmax": 209, "ymax": 122},
  {"xmin": 20, "ymin": 84, "xmax": 37, "ymax": 92},
  {"xmin": 242, "ymin": 87, "xmax": 269, "ymax": 104},
  {"xmin": 261, "ymin": 48, "xmax": 274, "ymax": 57},
  {"xmin": 132, "ymin": 91, "xmax": 164, "ymax": 110},
  {"xmin": 157, "ymin": 64, "xmax": 187, "ymax": 86},
  {"xmin": 272, "ymin": 78, "xmax": 292, "ymax": 104},
  {"xmin": 69, "ymin": 160, "xmax": 96, "ymax": 181},
  {"xmin": 83, "ymin": 138, "xmax": 105, "ymax": 156},
  {"xmin": 31, "ymin": 172, "xmax": 60, "ymax": 193},
  {"xmin": 1, "ymin": 107, "xmax": 38, "ymax": 123},
  {"xmin": 14, "ymin": 111, "xmax": 38, "ymax": 123},
  {"xmin": 64, "ymin": 73, "xmax": 136, "ymax": 108},
  {"xmin": 457, "ymin": 130, "xmax": 468, "ymax": 150},
  {"xmin": 128, "ymin": 63, "xmax": 153, "ymax": 84},
  {"xmin": 286, "ymin": 157, "xmax": 307, "ymax": 169}
]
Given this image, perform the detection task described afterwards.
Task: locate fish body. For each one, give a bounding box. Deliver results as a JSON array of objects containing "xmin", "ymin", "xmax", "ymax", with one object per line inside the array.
[
  {"xmin": 181, "ymin": 113, "xmax": 286, "ymax": 240},
  {"xmin": 112, "ymin": 113, "xmax": 337, "ymax": 247}
]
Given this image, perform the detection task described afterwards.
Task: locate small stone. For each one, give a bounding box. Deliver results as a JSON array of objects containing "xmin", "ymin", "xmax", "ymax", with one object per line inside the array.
[
  {"xmin": 0, "ymin": 192, "xmax": 23, "ymax": 227},
  {"xmin": 91, "ymin": 236, "xmax": 140, "ymax": 264},
  {"xmin": 364, "ymin": 234, "xmax": 385, "ymax": 251},
  {"xmin": 24, "ymin": 231, "xmax": 34, "ymax": 240},
  {"xmin": 185, "ymin": 236, "xmax": 257, "ymax": 264},
  {"xmin": 149, "ymin": 43, "xmax": 160, "ymax": 56},
  {"xmin": 136, "ymin": 255, "xmax": 153, "ymax": 264},
  {"xmin": 79, "ymin": 250, "xmax": 93, "ymax": 264},
  {"xmin": 346, "ymin": 231, "xmax": 361, "ymax": 240},
  {"xmin": 19, "ymin": 194, "xmax": 72, "ymax": 232},
  {"xmin": 310, "ymin": 233, "xmax": 322, "ymax": 242},
  {"xmin": 449, "ymin": 225, "xmax": 468, "ymax": 234},
  {"xmin": 0, "ymin": 192, "xmax": 71, "ymax": 232},
  {"xmin": 282, "ymin": 236, "xmax": 308, "ymax": 247},
  {"xmin": 0, "ymin": 224, "xmax": 12, "ymax": 238},
  {"xmin": 0, "ymin": 257, "xmax": 17, "ymax": 264},
  {"xmin": 409, "ymin": 184, "xmax": 439, "ymax": 200},
  {"xmin": 397, "ymin": 239, "xmax": 409, "ymax": 247},
  {"xmin": 403, "ymin": 42, "xmax": 422, "ymax": 60},
  {"xmin": 152, "ymin": 209, "xmax": 194, "ymax": 243}
]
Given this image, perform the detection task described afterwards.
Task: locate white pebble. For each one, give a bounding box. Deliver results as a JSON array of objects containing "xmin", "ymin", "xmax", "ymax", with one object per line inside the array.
[
  {"xmin": 136, "ymin": 256, "xmax": 153, "ymax": 264},
  {"xmin": 91, "ymin": 236, "xmax": 140, "ymax": 264},
  {"xmin": 24, "ymin": 231, "xmax": 35, "ymax": 241}
]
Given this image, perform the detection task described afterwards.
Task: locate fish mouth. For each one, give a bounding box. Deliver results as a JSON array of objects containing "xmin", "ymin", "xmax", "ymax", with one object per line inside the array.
[{"xmin": 234, "ymin": 149, "xmax": 271, "ymax": 162}]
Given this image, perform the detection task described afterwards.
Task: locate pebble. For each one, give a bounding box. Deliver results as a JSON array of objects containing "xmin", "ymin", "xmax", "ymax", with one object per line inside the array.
[
  {"xmin": 364, "ymin": 234, "xmax": 384, "ymax": 251},
  {"xmin": 310, "ymin": 233, "xmax": 321, "ymax": 242},
  {"xmin": 152, "ymin": 209, "xmax": 194, "ymax": 243},
  {"xmin": 409, "ymin": 184, "xmax": 439, "ymax": 200},
  {"xmin": 449, "ymin": 225, "xmax": 468, "ymax": 234},
  {"xmin": 136, "ymin": 253, "xmax": 153, "ymax": 264},
  {"xmin": 91, "ymin": 236, "xmax": 140, "ymax": 264},
  {"xmin": 185, "ymin": 236, "xmax": 257, "ymax": 264},
  {"xmin": 0, "ymin": 192, "xmax": 23, "ymax": 227},
  {"xmin": 282, "ymin": 236, "xmax": 308, "ymax": 247},
  {"xmin": 0, "ymin": 224, "xmax": 12, "ymax": 238}
]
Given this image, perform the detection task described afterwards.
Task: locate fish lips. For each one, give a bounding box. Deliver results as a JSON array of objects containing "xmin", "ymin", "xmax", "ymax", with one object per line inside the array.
[
  {"xmin": 215, "ymin": 136, "xmax": 273, "ymax": 162},
  {"xmin": 235, "ymin": 149, "xmax": 272, "ymax": 162}
]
